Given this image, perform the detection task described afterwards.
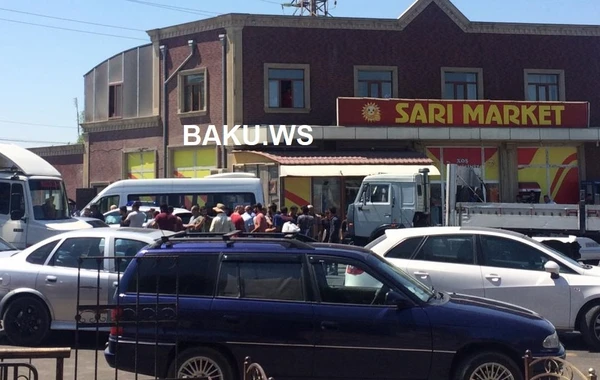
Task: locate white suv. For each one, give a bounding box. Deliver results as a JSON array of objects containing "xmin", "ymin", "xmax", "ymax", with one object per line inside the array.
[{"xmin": 359, "ymin": 226, "xmax": 600, "ymax": 350}]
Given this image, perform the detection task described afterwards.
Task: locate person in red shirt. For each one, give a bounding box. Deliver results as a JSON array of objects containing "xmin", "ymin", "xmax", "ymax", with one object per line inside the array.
[
  {"xmin": 153, "ymin": 204, "xmax": 181, "ymax": 232},
  {"xmin": 229, "ymin": 205, "xmax": 245, "ymax": 231},
  {"xmin": 251, "ymin": 203, "xmax": 268, "ymax": 233}
]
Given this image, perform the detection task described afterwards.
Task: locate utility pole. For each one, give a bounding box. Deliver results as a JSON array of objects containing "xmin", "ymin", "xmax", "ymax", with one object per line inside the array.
[
  {"xmin": 282, "ymin": 0, "xmax": 336, "ymax": 16},
  {"xmin": 73, "ymin": 97, "xmax": 80, "ymax": 137}
]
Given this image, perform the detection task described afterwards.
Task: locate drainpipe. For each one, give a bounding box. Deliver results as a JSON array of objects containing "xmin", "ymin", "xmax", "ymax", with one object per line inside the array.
[
  {"xmin": 219, "ymin": 33, "xmax": 227, "ymax": 169},
  {"xmin": 160, "ymin": 39, "xmax": 195, "ymax": 178}
]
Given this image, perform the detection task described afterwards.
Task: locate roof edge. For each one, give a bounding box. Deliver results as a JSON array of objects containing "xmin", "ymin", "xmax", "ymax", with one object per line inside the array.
[{"xmin": 83, "ymin": 43, "xmax": 152, "ymax": 77}]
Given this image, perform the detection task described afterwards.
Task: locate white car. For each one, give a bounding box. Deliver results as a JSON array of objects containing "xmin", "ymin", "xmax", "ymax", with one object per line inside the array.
[
  {"xmin": 103, "ymin": 206, "xmax": 192, "ymax": 228},
  {"xmin": 357, "ymin": 226, "xmax": 600, "ymax": 350},
  {"xmin": 0, "ymin": 227, "xmax": 174, "ymax": 346},
  {"xmin": 533, "ymin": 235, "xmax": 600, "ymax": 265}
]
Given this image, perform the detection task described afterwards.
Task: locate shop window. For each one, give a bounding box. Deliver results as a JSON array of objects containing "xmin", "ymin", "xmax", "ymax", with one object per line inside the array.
[
  {"xmin": 178, "ymin": 68, "xmax": 207, "ymax": 114},
  {"xmin": 441, "ymin": 68, "xmax": 483, "ymax": 100},
  {"xmin": 524, "ymin": 70, "xmax": 564, "ymax": 101},
  {"xmin": 354, "ymin": 66, "xmax": 397, "ymax": 98},
  {"xmin": 517, "ymin": 146, "xmax": 578, "ymax": 204},
  {"xmin": 172, "ymin": 147, "xmax": 216, "ymax": 178},
  {"xmin": 108, "ymin": 83, "xmax": 123, "ymax": 118},
  {"xmin": 264, "ymin": 64, "xmax": 310, "ymax": 113},
  {"xmin": 312, "ymin": 178, "xmax": 341, "ymax": 214},
  {"xmin": 124, "ymin": 151, "xmax": 156, "ymax": 179}
]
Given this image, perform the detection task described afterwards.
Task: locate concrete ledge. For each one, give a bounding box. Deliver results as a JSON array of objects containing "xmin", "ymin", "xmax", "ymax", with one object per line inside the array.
[{"xmin": 29, "ymin": 144, "xmax": 85, "ymax": 157}]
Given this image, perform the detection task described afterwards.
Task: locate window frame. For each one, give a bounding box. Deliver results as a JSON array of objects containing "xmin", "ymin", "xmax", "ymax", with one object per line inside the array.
[
  {"xmin": 108, "ymin": 82, "xmax": 123, "ymax": 119},
  {"xmin": 441, "ymin": 67, "xmax": 484, "ymax": 100},
  {"xmin": 263, "ymin": 63, "xmax": 311, "ymax": 114},
  {"xmin": 523, "ymin": 69, "xmax": 565, "ymax": 101},
  {"xmin": 413, "ymin": 234, "xmax": 477, "ymax": 265},
  {"xmin": 384, "ymin": 236, "xmax": 425, "ymax": 260},
  {"xmin": 177, "ymin": 67, "xmax": 208, "ymax": 117},
  {"xmin": 353, "ymin": 65, "xmax": 398, "ymax": 98},
  {"xmin": 49, "ymin": 236, "xmax": 107, "ymax": 270}
]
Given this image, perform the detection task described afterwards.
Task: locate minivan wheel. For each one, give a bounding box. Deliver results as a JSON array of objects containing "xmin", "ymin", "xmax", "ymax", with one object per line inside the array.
[
  {"xmin": 580, "ymin": 304, "xmax": 600, "ymax": 351},
  {"xmin": 454, "ymin": 352, "xmax": 523, "ymax": 380},
  {"xmin": 2, "ymin": 296, "xmax": 51, "ymax": 347},
  {"xmin": 168, "ymin": 347, "xmax": 235, "ymax": 380}
]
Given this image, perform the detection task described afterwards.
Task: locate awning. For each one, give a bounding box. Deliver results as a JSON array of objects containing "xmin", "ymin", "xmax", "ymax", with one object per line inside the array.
[{"xmin": 279, "ymin": 164, "xmax": 440, "ymax": 177}]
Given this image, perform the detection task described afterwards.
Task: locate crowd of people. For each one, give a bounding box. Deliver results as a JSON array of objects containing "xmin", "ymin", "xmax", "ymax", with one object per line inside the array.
[{"xmin": 80, "ymin": 200, "xmax": 348, "ymax": 242}]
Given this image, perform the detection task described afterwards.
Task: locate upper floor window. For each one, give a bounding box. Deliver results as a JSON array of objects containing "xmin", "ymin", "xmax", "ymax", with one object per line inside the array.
[
  {"xmin": 264, "ymin": 63, "xmax": 310, "ymax": 113},
  {"xmin": 524, "ymin": 70, "xmax": 564, "ymax": 101},
  {"xmin": 354, "ymin": 66, "xmax": 397, "ymax": 98},
  {"xmin": 178, "ymin": 68, "xmax": 207, "ymax": 115},
  {"xmin": 109, "ymin": 83, "xmax": 123, "ymax": 118},
  {"xmin": 442, "ymin": 68, "xmax": 483, "ymax": 100}
]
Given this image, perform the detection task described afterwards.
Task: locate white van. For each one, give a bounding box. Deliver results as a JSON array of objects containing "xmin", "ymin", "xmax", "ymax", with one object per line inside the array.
[
  {"xmin": 0, "ymin": 143, "xmax": 91, "ymax": 249},
  {"xmin": 84, "ymin": 173, "xmax": 265, "ymax": 214}
]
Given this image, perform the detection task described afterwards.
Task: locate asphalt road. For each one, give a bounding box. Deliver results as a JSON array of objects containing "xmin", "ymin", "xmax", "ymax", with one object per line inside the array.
[{"xmin": 0, "ymin": 331, "xmax": 598, "ymax": 380}]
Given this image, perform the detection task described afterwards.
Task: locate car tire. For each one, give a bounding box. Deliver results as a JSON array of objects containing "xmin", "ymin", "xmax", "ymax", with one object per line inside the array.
[
  {"xmin": 2, "ymin": 296, "xmax": 51, "ymax": 347},
  {"xmin": 453, "ymin": 352, "xmax": 523, "ymax": 380},
  {"xmin": 580, "ymin": 304, "xmax": 600, "ymax": 351},
  {"xmin": 167, "ymin": 347, "xmax": 236, "ymax": 380}
]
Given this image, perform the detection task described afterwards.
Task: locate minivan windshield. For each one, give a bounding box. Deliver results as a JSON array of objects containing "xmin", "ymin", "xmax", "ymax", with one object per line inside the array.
[
  {"xmin": 29, "ymin": 179, "xmax": 70, "ymax": 220},
  {"xmin": 367, "ymin": 252, "xmax": 434, "ymax": 303}
]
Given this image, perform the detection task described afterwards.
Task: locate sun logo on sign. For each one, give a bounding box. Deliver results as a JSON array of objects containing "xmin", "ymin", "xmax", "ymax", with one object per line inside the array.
[{"xmin": 361, "ymin": 102, "xmax": 381, "ymax": 122}]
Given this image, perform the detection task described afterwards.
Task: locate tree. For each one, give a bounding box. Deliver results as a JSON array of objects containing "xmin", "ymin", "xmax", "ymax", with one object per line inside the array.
[{"xmin": 77, "ymin": 110, "xmax": 85, "ymax": 144}]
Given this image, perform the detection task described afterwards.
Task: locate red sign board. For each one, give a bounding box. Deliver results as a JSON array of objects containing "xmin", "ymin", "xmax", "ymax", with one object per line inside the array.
[{"xmin": 336, "ymin": 98, "xmax": 590, "ymax": 128}]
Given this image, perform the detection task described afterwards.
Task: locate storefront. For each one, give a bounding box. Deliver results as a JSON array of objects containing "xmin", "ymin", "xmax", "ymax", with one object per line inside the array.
[
  {"xmin": 123, "ymin": 150, "xmax": 156, "ymax": 179},
  {"xmin": 232, "ymin": 150, "xmax": 438, "ymax": 216},
  {"xmin": 337, "ymin": 97, "xmax": 590, "ymax": 208}
]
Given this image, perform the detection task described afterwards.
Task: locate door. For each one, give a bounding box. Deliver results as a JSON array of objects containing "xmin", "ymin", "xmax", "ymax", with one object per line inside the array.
[
  {"xmin": 0, "ymin": 181, "xmax": 27, "ymax": 249},
  {"xmin": 354, "ymin": 182, "xmax": 393, "ymax": 238},
  {"xmin": 403, "ymin": 234, "xmax": 485, "ymax": 296},
  {"xmin": 35, "ymin": 236, "xmax": 111, "ymax": 325},
  {"xmin": 309, "ymin": 256, "xmax": 432, "ymax": 380},
  {"xmin": 478, "ymin": 234, "xmax": 571, "ymax": 328},
  {"xmin": 211, "ymin": 254, "xmax": 315, "ymax": 379}
]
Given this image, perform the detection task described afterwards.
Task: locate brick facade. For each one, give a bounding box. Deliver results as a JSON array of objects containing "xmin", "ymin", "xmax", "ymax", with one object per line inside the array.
[{"xmin": 28, "ymin": 144, "xmax": 85, "ymax": 200}]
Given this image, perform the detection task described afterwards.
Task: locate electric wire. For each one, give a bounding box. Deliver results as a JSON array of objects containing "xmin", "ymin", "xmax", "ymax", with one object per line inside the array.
[
  {"xmin": 125, "ymin": 0, "xmax": 220, "ymax": 16},
  {"xmin": 0, "ymin": 138, "xmax": 71, "ymax": 145},
  {"xmin": 0, "ymin": 119, "xmax": 77, "ymax": 129}
]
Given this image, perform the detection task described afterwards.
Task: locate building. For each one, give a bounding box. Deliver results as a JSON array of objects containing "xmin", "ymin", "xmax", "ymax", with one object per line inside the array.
[{"xmin": 79, "ymin": 0, "xmax": 600, "ymax": 215}]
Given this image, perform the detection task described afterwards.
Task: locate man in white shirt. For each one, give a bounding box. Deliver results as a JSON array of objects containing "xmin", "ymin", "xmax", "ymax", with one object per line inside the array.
[
  {"xmin": 209, "ymin": 203, "xmax": 235, "ymax": 233},
  {"xmin": 241, "ymin": 205, "xmax": 254, "ymax": 232},
  {"xmin": 123, "ymin": 201, "xmax": 146, "ymax": 228}
]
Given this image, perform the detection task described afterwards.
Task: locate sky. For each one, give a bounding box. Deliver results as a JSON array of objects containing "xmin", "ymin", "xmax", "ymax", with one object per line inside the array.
[{"xmin": 0, "ymin": 0, "xmax": 598, "ymax": 149}]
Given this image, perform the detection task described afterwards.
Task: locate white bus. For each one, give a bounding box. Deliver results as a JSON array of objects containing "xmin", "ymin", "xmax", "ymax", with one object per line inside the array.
[{"xmin": 84, "ymin": 173, "xmax": 265, "ymax": 214}]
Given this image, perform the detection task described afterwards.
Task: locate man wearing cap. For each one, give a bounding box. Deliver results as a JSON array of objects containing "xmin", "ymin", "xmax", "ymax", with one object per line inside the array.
[{"xmin": 209, "ymin": 203, "xmax": 235, "ymax": 233}]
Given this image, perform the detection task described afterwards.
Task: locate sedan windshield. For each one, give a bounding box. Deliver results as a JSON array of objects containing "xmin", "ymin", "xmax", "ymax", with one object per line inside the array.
[{"xmin": 367, "ymin": 252, "xmax": 434, "ymax": 303}]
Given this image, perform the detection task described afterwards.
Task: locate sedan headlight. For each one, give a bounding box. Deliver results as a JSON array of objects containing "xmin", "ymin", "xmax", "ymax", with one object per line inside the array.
[{"xmin": 542, "ymin": 331, "xmax": 560, "ymax": 349}]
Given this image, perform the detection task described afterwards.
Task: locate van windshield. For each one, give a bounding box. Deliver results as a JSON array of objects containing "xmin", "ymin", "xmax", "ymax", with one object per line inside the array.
[{"xmin": 30, "ymin": 179, "xmax": 70, "ymax": 220}]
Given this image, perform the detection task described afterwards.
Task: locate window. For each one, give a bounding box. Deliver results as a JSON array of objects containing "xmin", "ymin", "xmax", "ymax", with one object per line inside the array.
[
  {"xmin": 311, "ymin": 258, "xmax": 387, "ymax": 306},
  {"xmin": 128, "ymin": 254, "xmax": 219, "ymax": 296},
  {"xmin": 368, "ymin": 184, "xmax": 391, "ymax": 203},
  {"xmin": 413, "ymin": 235, "xmax": 475, "ymax": 265},
  {"xmin": 26, "ymin": 240, "xmax": 59, "ymax": 265},
  {"xmin": 0, "ymin": 183, "xmax": 10, "ymax": 214},
  {"xmin": 124, "ymin": 151, "xmax": 156, "ymax": 180},
  {"xmin": 50, "ymin": 237, "xmax": 105, "ymax": 270},
  {"xmin": 442, "ymin": 68, "xmax": 482, "ymax": 100},
  {"xmin": 108, "ymin": 84, "xmax": 122, "ymax": 118},
  {"xmin": 30, "ymin": 179, "xmax": 68, "ymax": 220},
  {"xmin": 127, "ymin": 192, "xmax": 256, "ymax": 213},
  {"xmin": 114, "ymin": 238, "xmax": 149, "ymax": 272},
  {"xmin": 385, "ymin": 237, "xmax": 423, "ymax": 259},
  {"xmin": 524, "ymin": 70, "xmax": 564, "ymax": 101},
  {"xmin": 217, "ymin": 261, "xmax": 305, "ymax": 301},
  {"xmin": 264, "ymin": 64, "xmax": 310, "ymax": 112},
  {"xmin": 178, "ymin": 69, "xmax": 207, "ymax": 114},
  {"xmin": 95, "ymin": 195, "xmax": 120, "ymax": 215},
  {"xmin": 479, "ymin": 235, "xmax": 569, "ymax": 272},
  {"xmin": 354, "ymin": 66, "xmax": 397, "ymax": 98}
]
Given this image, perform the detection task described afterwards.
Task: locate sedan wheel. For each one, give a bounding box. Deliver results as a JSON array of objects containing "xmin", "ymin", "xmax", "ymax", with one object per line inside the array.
[
  {"xmin": 178, "ymin": 356, "xmax": 224, "ymax": 379},
  {"xmin": 580, "ymin": 304, "xmax": 600, "ymax": 351},
  {"xmin": 3, "ymin": 296, "xmax": 51, "ymax": 346},
  {"xmin": 469, "ymin": 362, "xmax": 515, "ymax": 380},
  {"xmin": 454, "ymin": 352, "xmax": 523, "ymax": 380},
  {"xmin": 168, "ymin": 348, "xmax": 234, "ymax": 380}
]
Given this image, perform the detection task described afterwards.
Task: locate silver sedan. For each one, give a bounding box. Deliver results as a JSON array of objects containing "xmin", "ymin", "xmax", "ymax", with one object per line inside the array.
[{"xmin": 0, "ymin": 227, "xmax": 174, "ymax": 346}]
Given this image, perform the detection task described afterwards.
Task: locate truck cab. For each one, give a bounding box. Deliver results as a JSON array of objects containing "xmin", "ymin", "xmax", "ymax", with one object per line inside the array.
[
  {"xmin": 346, "ymin": 171, "xmax": 430, "ymax": 246},
  {"xmin": 0, "ymin": 143, "xmax": 91, "ymax": 249}
]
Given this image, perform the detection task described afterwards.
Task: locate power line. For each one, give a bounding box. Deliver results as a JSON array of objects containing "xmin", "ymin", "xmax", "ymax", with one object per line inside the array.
[
  {"xmin": 0, "ymin": 119, "xmax": 76, "ymax": 129},
  {"xmin": 258, "ymin": 0, "xmax": 284, "ymax": 4},
  {"xmin": 0, "ymin": 138, "xmax": 72, "ymax": 145},
  {"xmin": 0, "ymin": 7, "xmax": 146, "ymax": 32},
  {"xmin": 0, "ymin": 18, "xmax": 149, "ymax": 41},
  {"xmin": 125, "ymin": 0, "xmax": 221, "ymax": 16}
]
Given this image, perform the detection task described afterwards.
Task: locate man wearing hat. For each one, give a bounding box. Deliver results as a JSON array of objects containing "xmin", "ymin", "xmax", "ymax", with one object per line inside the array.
[{"xmin": 209, "ymin": 203, "xmax": 235, "ymax": 233}]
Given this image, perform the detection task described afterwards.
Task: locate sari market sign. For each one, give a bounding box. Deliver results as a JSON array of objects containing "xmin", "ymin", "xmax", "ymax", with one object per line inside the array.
[{"xmin": 336, "ymin": 98, "xmax": 590, "ymax": 128}]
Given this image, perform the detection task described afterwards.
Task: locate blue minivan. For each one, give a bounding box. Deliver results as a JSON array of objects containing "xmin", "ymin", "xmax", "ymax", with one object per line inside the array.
[{"xmin": 105, "ymin": 235, "xmax": 565, "ymax": 380}]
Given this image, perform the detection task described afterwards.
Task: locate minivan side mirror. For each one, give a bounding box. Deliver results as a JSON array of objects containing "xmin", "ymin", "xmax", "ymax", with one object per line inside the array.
[
  {"xmin": 385, "ymin": 290, "xmax": 411, "ymax": 309},
  {"xmin": 10, "ymin": 209, "xmax": 25, "ymax": 221},
  {"xmin": 544, "ymin": 261, "xmax": 560, "ymax": 280}
]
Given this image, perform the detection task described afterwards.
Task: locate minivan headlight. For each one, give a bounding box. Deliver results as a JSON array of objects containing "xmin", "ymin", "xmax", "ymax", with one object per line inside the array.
[{"xmin": 542, "ymin": 331, "xmax": 560, "ymax": 349}]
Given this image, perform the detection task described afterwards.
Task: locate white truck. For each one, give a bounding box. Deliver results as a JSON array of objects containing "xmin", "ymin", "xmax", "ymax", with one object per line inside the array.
[{"xmin": 0, "ymin": 143, "xmax": 91, "ymax": 249}]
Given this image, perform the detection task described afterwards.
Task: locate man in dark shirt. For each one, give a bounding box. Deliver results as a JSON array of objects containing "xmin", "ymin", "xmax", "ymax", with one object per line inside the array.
[
  {"xmin": 328, "ymin": 207, "xmax": 341, "ymax": 244},
  {"xmin": 89, "ymin": 204, "xmax": 105, "ymax": 221},
  {"xmin": 297, "ymin": 205, "xmax": 315, "ymax": 238}
]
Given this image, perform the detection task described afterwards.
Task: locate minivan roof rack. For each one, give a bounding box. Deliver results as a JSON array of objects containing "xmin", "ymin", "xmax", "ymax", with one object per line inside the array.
[{"xmin": 151, "ymin": 230, "xmax": 315, "ymax": 250}]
